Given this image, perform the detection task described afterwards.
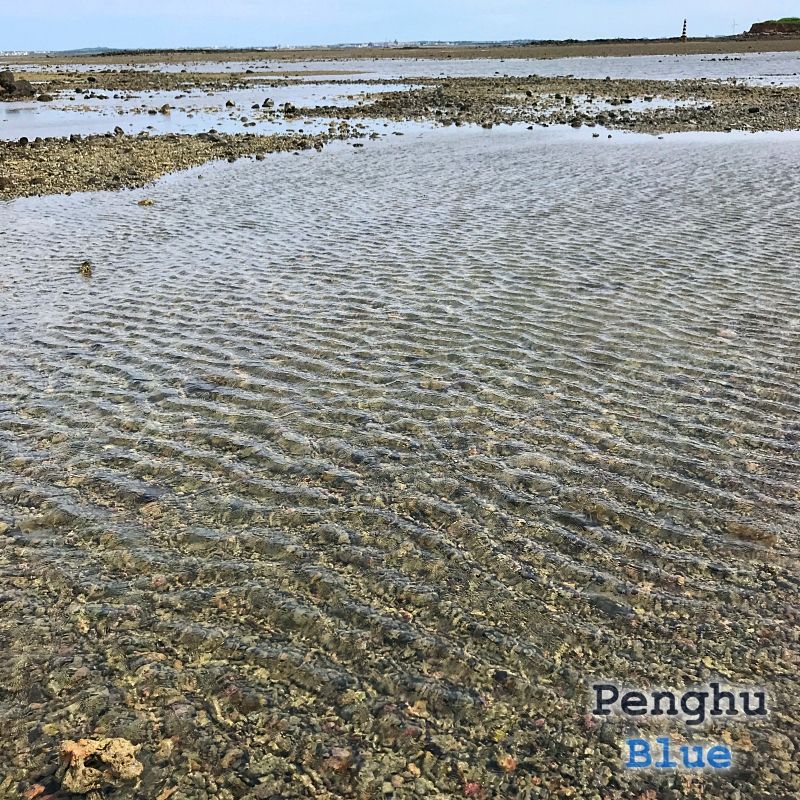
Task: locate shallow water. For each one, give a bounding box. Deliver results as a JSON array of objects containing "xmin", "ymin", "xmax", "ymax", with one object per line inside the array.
[
  {"xmin": 0, "ymin": 83, "xmax": 413, "ymax": 141},
  {"xmin": 1, "ymin": 125, "xmax": 798, "ymax": 797}
]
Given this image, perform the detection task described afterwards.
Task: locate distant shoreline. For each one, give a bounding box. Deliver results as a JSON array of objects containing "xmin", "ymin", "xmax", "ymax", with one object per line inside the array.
[{"xmin": 3, "ymin": 36, "xmax": 800, "ymax": 64}]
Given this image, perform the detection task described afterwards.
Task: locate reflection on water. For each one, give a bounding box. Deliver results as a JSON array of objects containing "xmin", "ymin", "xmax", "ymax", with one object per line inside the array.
[{"xmin": 0, "ymin": 126, "xmax": 798, "ymax": 796}]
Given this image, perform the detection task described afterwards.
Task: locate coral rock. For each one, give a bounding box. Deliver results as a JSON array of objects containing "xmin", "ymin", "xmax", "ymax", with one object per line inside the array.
[{"xmin": 58, "ymin": 737, "xmax": 143, "ymax": 794}]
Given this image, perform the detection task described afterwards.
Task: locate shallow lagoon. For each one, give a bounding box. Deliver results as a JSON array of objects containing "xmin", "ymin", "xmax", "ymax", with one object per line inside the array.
[{"xmin": 1, "ymin": 121, "xmax": 798, "ymax": 797}]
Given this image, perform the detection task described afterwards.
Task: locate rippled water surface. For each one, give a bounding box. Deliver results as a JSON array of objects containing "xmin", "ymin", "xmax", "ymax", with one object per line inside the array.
[{"xmin": 1, "ymin": 127, "xmax": 799, "ymax": 797}]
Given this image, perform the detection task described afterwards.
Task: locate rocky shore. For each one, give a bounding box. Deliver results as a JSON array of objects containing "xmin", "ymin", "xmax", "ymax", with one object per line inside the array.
[
  {"xmin": 0, "ymin": 67, "xmax": 343, "ymax": 98},
  {"xmin": 3, "ymin": 73, "xmax": 800, "ymax": 200},
  {"xmin": 299, "ymin": 76, "xmax": 800, "ymax": 135},
  {"xmin": 0, "ymin": 128, "xmax": 360, "ymax": 200},
  {"xmin": 2, "ymin": 63, "xmax": 800, "ymax": 201}
]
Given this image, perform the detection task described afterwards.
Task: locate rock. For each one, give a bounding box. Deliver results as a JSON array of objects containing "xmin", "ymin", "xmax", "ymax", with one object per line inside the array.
[
  {"xmin": 78, "ymin": 260, "xmax": 93, "ymax": 277},
  {"xmin": 57, "ymin": 737, "xmax": 142, "ymax": 794},
  {"xmin": 0, "ymin": 70, "xmax": 14, "ymax": 89},
  {"xmin": 225, "ymin": 99, "xmax": 235, "ymax": 107},
  {"xmin": 113, "ymin": 126, "xmax": 125, "ymax": 136},
  {"xmin": 11, "ymin": 79, "xmax": 34, "ymax": 97},
  {"xmin": 199, "ymin": 131, "xmax": 223, "ymax": 143},
  {"xmin": 159, "ymin": 103, "xmax": 171, "ymax": 114},
  {"xmin": 725, "ymin": 520, "xmax": 777, "ymax": 545},
  {"xmin": 497, "ymin": 753, "xmax": 517, "ymax": 773},
  {"xmin": 137, "ymin": 198, "xmax": 155, "ymax": 206},
  {"xmin": 323, "ymin": 747, "xmax": 353, "ymax": 773},
  {"xmin": 36, "ymin": 94, "xmax": 54, "ymax": 102}
]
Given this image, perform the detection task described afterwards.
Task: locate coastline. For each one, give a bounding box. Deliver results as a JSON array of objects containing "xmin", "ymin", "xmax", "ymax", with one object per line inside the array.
[{"xmin": 4, "ymin": 36, "xmax": 800, "ymax": 65}]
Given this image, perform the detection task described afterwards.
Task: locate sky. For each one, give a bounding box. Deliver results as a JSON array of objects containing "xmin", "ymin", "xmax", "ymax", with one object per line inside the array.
[{"xmin": 1, "ymin": 1, "xmax": 796, "ymax": 52}]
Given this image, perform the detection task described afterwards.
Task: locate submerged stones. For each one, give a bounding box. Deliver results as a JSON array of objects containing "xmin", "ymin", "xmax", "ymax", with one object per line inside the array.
[{"xmin": 57, "ymin": 738, "xmax": 143, "ymax": 794}]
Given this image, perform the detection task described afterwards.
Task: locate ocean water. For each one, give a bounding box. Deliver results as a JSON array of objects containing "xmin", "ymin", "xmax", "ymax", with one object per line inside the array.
[{"xmin": 0, "ymin": 123, "xmax": 798, "ymax": 795}]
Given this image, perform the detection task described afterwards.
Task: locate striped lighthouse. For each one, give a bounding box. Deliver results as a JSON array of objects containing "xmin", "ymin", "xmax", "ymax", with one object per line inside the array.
[{"xmin": 681, "ymin": 19, "xmax": 687, "ymax": 42}]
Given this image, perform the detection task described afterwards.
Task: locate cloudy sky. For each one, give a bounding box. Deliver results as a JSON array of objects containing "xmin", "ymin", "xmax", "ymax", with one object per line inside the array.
[{"xmin": 1, "ymin": 1, "xmax": 795, "ymax": 51}]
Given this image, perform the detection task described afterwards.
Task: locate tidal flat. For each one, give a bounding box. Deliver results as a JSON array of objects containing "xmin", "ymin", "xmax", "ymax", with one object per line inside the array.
[
  {"xmin": 3, "ymin": 48, "xmax": 800, "ymax": 199},
  {"xmin": 0, "ymin": 51, "xmax": 799, "ymax": 800}
]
